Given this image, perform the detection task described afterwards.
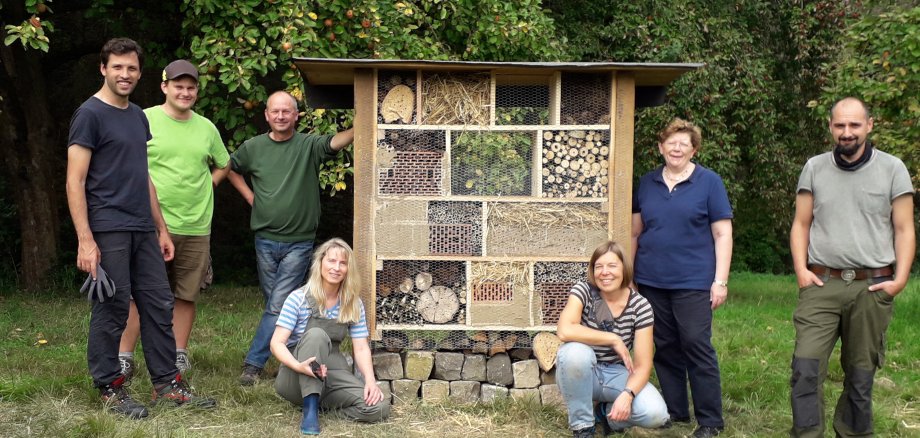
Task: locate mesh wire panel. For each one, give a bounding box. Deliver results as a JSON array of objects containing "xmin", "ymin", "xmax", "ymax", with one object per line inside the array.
[
  {"xmin": 428, "ymin": 201, "xmax": 482, "ymax": 256},
  {"xmin": 450, "ymin": 131, "xmax": 533, "ymax": 196},
  {"xmin": 561, "ymin": 72, "xmax": 610, "ymax": 125},
  {"xmin": 540, "ymin": 129, "xmax": 610, "ymax": 198},
  {"xmin": 376, "ymin": 260, "xmax": 466, "ymax": 325},
  {"xmin": 377, "ymin": 70, "xmax": 417, "ymax": 124},
  {"xmin": 534, "ymin": 262, "xmax": 588, "ymax": 325},
  {"xmin": 495, "ymin": 84, "xmax": 550, "ymax": 125},
  {"xmin": 377, "ymin": 130, "xmax": 445, "ymax": 196},
  {"xmin": 485, "ymin": 202, "xmax": 608, "ymax": 257}
]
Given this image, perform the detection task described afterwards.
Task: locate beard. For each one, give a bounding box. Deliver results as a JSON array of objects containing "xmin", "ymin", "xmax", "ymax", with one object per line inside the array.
[{"xmin": 834, "ymin": 138, "xmax": 862, "ymax": 157}]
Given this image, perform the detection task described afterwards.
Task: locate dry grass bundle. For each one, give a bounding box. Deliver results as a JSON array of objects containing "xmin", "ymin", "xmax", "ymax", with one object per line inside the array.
[
  {"xmin": 422, "ymin": 72, "xmax": 490, "ymax": 125},
  {"xmin": 471, "ymin": 261, "xmax": 529, "ymax": 286},
  {"xmin": 486, "ymin": 202, "xmax": 607, "ymax": 231}
]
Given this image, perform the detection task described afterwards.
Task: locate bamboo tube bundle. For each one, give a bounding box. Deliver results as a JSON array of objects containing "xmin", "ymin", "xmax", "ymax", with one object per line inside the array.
[{"xmin": 541, "ymin": 130, "xmax": 609, "ymax": 198}]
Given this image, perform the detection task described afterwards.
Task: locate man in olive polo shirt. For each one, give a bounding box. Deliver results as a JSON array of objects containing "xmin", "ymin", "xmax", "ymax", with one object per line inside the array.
[{"xmin": 228, "ymin": 91, "xmax": 353, "ymax": 385}]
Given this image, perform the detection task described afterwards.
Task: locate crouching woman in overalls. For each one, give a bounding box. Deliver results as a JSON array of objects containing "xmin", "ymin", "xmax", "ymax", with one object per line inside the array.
[{"xmin": 270, "ymin": 238, "xmax": 390, "ymax": 435}]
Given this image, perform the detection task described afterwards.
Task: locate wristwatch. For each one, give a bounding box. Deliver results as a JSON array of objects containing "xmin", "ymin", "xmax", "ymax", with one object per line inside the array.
[{"xmin": 713, "ymin": 279, "xmax": 728, "ymax": 287}]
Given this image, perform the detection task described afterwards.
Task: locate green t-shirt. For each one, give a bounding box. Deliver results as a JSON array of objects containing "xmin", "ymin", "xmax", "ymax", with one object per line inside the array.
[
  {"xmin": 230, "ymin": 132, "xmax": 335, "ymax": 242},
  {"xmin": 145, "ymin": 106, "xmax": 230, "ymax": 235}
]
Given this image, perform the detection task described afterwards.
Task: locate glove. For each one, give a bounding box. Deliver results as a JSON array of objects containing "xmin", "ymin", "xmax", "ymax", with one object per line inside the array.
[{"xmin": 80, "ymin": 265, "xmax": 116, "ymax": 303}]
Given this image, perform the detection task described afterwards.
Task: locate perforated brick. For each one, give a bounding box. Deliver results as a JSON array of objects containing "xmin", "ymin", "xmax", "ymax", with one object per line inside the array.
[
  {"xmin": 429, "ymin": 223, "xmax": 473, "ymax": 255},
  {"xmin": 473, "ymin": 282, "xmax": 513, "ymax": 303},
  {"xmin": 537, "ymin": 282, "xmax": 572, "ymax": 325}
]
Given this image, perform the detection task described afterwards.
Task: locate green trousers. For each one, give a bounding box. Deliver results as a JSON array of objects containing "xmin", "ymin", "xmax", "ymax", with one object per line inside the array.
[
  {"xmin": 274, "ymin": 317, "xmax": 390, "ymax": 423},
  {"xmin": 790, "ymin": 275, "xmax": 894, "ymax": 438}
]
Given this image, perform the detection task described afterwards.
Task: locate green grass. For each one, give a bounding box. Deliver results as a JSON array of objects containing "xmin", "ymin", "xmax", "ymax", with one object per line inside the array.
[{"xmin": 1, "ymin": 275, "xmax": 918, "ymax": 437}]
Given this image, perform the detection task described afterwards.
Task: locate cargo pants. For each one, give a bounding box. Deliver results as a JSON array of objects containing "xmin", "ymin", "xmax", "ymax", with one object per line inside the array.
[
  {"xmin": 275, "ymin": 317, "xmax": 390, "ymax": 423},
  {"xmin": 790, "ymin": 274, "xmax": 894, "ymax": 437}
]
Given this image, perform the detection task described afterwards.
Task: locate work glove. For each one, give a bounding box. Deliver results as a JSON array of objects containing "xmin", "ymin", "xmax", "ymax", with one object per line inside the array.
[{"xmin": 80, "ymin": 265, "xmax": 116, "ymax": 303}]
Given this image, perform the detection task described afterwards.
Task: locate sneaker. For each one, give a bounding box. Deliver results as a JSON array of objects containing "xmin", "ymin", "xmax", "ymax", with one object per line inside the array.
[
  {"xmin": 176, "ymin": 351, "xmax": 191, "ymax": 374},
  {"xmin": 239, "ymin": 364, "xmax": 262, "ymax": 386},
  {"xmin": 572, "ymin": 426, "xmax": 595, "ymax": 438},
  {"xmin": 118, "ymin": 355, "xmax": 136, "ymax": 386},
  {"xmin": 691, "ymin": 425, "xmax": 724, "ymax": 438},
  {"xmin": 100, "ymin": 375, "xmax": 148, "ymax": 419},
  {"xmin": 151, "ymin": 374, "xmax": 217, "ymax": 408}
]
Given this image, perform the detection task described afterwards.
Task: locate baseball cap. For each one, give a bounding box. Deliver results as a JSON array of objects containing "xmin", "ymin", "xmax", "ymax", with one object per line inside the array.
[{"xmin": 162, "ymin": 59, "xmax": 199, "ymax": 82}]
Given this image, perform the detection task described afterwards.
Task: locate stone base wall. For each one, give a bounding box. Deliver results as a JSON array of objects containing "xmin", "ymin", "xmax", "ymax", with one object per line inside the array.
[{"xmin": 369, "ymin": 350, "xmax": 564, "ymax": 408}]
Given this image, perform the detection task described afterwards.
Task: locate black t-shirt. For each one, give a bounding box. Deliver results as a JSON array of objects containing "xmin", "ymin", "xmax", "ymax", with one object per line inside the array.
[{"xmin": 68, "ymin": 96, "xmax": 154, "ymax": 232}]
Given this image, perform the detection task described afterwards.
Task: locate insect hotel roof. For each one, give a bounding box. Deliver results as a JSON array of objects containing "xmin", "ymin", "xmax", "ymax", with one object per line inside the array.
[{"xmin": 294, "ymin": 58, "xmax": 701, "ymax": 342}]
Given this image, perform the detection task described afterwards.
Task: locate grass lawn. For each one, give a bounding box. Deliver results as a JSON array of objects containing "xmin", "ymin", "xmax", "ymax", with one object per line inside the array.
[{"xmin": 1, "ymin": 273, "xmax": 918, "ymax": 437}]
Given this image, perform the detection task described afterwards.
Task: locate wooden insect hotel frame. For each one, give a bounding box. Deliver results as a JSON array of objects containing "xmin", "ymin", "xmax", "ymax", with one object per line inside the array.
[{"xmin": 295, "ymin": 59, "xmax": 700, "ymax": 349}]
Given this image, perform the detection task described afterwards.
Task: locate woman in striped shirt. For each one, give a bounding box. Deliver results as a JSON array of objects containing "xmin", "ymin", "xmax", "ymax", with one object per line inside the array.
[
  {"xmin": 556, "ymin": 241, "xmax": 669, "ymax": 437},
  {"xmin": 269, "ymin": 238, "xmax": 390, "ymax": 435}
]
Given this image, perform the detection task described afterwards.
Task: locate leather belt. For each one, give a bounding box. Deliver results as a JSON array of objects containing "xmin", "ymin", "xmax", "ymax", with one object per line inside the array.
[{"xmin": 808, "ymin": 265, "xmax": 893, "ymax": 281}]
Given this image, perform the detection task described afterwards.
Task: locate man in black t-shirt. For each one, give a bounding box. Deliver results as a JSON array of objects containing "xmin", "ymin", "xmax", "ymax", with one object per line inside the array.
[{"xmin": 65, "ymin": 37, "xmax": 215, "ymax": 418}]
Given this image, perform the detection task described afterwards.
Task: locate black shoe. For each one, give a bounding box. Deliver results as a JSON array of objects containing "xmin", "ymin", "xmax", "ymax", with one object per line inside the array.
[
  {"xmin": 660, "ymin": 415, "xmax": 692, "ymax": 429},
  {"xmin": 573, "ymin": 426, "xmax": 595, "ymax": 438},
  {"xmin": 151, "ymin": 374, "xmax": 217, "ymax": 408},
  {"xmin": 239, "ymin": 364, "xmax": 262, "ymax": 386},
  {"xmin": 100, "ymin": 375, "xmax": 148, "ymax": 419},
  {"xmin": 691, "ymin": 425, "xmax": 724, "ymax": 438},
  {"xmin": 594, "ymin": 402, "xmax": 611, "ymax": 435}
]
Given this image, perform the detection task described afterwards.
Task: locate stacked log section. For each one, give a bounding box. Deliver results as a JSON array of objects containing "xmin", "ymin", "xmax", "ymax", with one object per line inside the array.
[
  {"xmin": 541, "ymin": 130, "xmax": 610, "ymax": 198},
  {"xmin": 376, "ymin": 260, "xmax": 467, "ymax": 325},
  {"xmin": 377, "ymin": 70, "xmax": 417, "ymax": 124}
]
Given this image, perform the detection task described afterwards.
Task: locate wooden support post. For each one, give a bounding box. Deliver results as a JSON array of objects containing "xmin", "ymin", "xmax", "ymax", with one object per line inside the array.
[
  {"xmin": 610, "ymin": 72, "xmax": 635, "ymax": 252},
  {"xmin": 354, "ymin": 68, "xmax": 379, "ymax": 339}
]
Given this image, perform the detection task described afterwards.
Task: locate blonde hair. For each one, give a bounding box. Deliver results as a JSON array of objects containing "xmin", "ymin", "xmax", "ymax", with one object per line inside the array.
[
  {"xmin": 304, "ymin": 238, "xmax": 363, "ymax": 324},
  {"xmin": 657, "ymin": 117, "xmax": 702, "ymax": 150}
]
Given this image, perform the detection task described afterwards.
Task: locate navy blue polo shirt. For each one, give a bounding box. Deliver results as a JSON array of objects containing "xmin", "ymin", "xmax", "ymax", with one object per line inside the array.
[{"xmin": 632, "ymin": 163, "xmax": 733, "ymax": 291}]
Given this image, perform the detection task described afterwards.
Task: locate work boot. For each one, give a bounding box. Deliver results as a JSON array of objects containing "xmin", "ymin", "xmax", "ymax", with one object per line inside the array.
[
  {"xmin": 99, "ymin": 375, "xmax": 148, "ymax": 419},
  {"xmin": 175, "ymin": 350, "xmax": 191, "ymax": 374},
  {"xmin": 301, "ymin": 393, "xmax": 321, "ymax": 435},
  {"xmin": 118, "ymin": 355, "xmax": 136, "ymax": 386},
  {"xmin": 151, "ymin": 374, "xmax": 217, "ymax": 408},
  {"xmin": 239, "ymin": 363, "xmax": 262, "ymax": 386}
]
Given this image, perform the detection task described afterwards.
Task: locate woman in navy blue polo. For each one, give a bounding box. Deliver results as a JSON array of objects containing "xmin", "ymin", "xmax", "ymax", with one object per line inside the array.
[{"xmin": 630, "ymin": 118, "xmax": 733, "ymax": 438}]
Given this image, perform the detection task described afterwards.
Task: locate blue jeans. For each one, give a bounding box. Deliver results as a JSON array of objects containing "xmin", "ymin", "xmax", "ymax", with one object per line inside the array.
[
  {"xmin": 243, "ymin": 237, "xmax": 314, "ymax": 368},
  {"xmin": 557, "ymin": 342, "xmax": 669, "ymax": 431}
]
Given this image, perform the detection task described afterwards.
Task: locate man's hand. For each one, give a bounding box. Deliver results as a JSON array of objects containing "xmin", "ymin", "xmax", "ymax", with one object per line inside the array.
[
  {"xmin": 795, "ymin": 269, "xmax": 824, "ymax": 289},
  {"xmin": 868, "ymin": 279, "xmax": 906, "ymax": 298},
  {"xmin": 159, "ymin": 233, "xmax": 175, "ymax": 262},
  {"xmin": 77, "ymin": 239, "xmax": 101, "ymax": 278}
]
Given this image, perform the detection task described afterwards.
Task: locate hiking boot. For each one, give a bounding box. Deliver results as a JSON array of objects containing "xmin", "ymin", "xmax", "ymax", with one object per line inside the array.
[
  {"xmin": 100, "ymin": 375, "xmax": 148, "ymax": 419},
  {"xmin": 239, "ymin": 364, "xmax": 262, "ymax": 386},
  {"xmin": 151, "ymin": 374, "xmax": 217, "ymax": 408},
  {"xmin": 176, "ymin": 351, "xmax": 191, "ymax": 374},
  {"xmin": 691, "ymin": 425, "xmax": 724, "ymax": 438},
  {"xmin": 118, "ymin": 355, "xmax": 136, "ymax": 386}
]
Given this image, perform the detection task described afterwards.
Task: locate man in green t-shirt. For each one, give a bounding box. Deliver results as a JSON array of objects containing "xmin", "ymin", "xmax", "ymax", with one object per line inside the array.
[
  {"xmin": 227, "ymin": 91, "xmax": 353, "ymax": 385},
  {"xmin": 118, "ymin": 59, "xmax": 230, "ymax": 380}
]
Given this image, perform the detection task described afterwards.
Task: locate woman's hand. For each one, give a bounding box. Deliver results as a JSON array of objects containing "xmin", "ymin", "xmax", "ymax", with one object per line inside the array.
[
  {"xmin": 608, "ymin": 391, "xmax": 633, "ymax": 422},
  {"xmin": 363, "ymin": 381, "xmax": 384, "ymax": 406},
  {"xmin": 299, "ymin": 356, "xmax": 326, "ymax": 380},
  {"xmin": 710, "ymin": 282, "xmax": 728, "ymax": 310},
  {"xmin": 612, "ymin": 338, "xmax": 634, "ymax": 373}
]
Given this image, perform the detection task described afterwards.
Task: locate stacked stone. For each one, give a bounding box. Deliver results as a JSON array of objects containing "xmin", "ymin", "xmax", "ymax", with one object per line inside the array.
[{"xmin": 370, "ymin": 350, "xmax": 564, "ymax": 408}]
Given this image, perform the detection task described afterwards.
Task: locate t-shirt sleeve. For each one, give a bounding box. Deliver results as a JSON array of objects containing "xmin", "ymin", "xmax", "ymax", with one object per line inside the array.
[
  {"xmin": 277, "ymin": 289, "xmax": 307, "ymax": 330},
  {"xmin": 68, "ymin": 106, "xmax": 98, "ymax": 150},
  {"xmin": 796, "ymin": 159, "xmax": 815, "ymax": 194},
  {"xmin": 230, "ymin": 141, "xmax": 251, "ymax": 174},
  {"xmin": 207, "ymin": 123, "xmax": 230, "ymax": 169},
  {"xmin": 141, "ymin": 110, "xmax": 152, "ymax": 142},
  {"xmin": 310, "ymin": 133, "xmax": 337, "ymax": 161},
  {"xmin": 707, "ymin": 173, "xmax": 733, "ymax": 222},
  {"xmin": 632, "ymin": 293, "xmax": 654, "ymax": 331},
  {"xmin": 568, "ymin": 281, "xmax": 590, "ymax": 307},
  {"xmin": 349, "ymin": 300, "xmax": 369, "ymax": 339},
  {"xmin": 632, "ymin": 180, "xmax": 642, "ymax": 214},
  {"xmin": 890, "ymin": 159, "xmax": 913, "ymax": 200}
]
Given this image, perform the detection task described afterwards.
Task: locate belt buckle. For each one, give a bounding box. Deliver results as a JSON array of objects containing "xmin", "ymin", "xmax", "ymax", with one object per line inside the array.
[{"xmin": 841, "ymin": 269, "xmax": 856, "ymax": 281}]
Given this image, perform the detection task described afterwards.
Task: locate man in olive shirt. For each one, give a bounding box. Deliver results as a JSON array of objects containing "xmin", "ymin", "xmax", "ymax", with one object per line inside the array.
[{"xmin": 228, "ymin": 91, "xmax": 353, "ymax": 385}]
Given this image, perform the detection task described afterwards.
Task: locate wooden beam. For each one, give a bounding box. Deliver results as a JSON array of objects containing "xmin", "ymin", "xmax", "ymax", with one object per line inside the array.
[
  {"xmin": 610, "ymin": 73, "xmax": 636, "ymax": 252},
  {"xmin": 353, "ymin": 68, "xmax": 379, "ymax": 339}
]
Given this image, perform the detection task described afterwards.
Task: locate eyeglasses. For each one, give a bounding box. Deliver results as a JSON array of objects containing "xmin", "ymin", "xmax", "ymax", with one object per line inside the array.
[{"xmin": 664, "ymin": 141, "xmax": 693, "ymax": 150}]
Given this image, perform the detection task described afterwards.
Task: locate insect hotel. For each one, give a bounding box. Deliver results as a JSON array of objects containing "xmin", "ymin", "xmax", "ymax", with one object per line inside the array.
[{"xmin": 295, "ymin": 59, "xmax": 699, "ymax": 356}]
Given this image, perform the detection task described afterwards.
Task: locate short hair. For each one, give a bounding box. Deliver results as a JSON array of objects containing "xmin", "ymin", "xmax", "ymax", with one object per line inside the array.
[
  {"xmin": 100, "ymin": 37, "xmax": 144, "ymax": 69},
  {"xmin": 267, "ymin": 91, "xmax": 299, "ymax": 112},
  {"xmin": 657, "ymin": 117, "xmax": 702, "ymax": 150},
  {"xmin": 830, "ymin": 97, "xmax": 871, "ymax": 120},
  {"xmin": 586, "ymin": 241, "xmax": 634, "ymax": 291}
]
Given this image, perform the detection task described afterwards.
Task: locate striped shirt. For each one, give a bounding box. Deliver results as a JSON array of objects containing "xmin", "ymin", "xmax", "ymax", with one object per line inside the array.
[
  {"xmin": 276, "ymin": 286, "xmax": 369, "ymax": 348},
  {"xmin": 570, "ymin": 281, "xmax": 654, "ymax": 363}
]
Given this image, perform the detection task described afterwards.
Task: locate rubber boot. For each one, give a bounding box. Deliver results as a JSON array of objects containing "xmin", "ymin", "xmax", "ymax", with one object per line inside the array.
[{"xmin": 301, "ymin": 394, "xmax": 320, "ymax": 435}]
